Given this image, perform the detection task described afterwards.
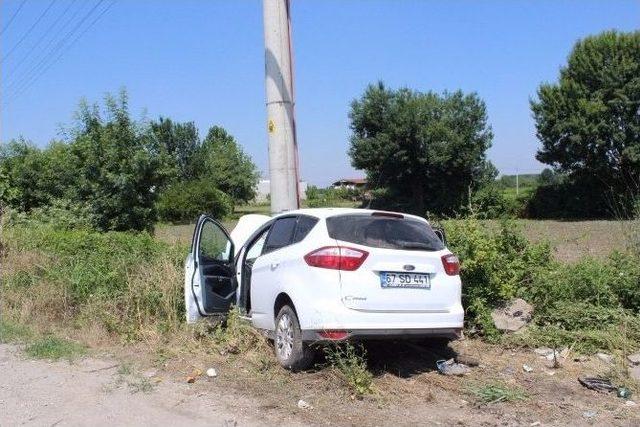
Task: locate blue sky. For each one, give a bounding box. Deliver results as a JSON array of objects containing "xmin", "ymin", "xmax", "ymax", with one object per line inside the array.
[{"xmin": 1, "ymin": 0, "xmax": 638, "ymax": 186}]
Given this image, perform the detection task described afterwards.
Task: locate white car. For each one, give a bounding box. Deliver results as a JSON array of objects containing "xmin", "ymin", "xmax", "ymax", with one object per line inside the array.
[{"xmin": 185, "ymin": 208, "xmax": 463, "ymax": 370}]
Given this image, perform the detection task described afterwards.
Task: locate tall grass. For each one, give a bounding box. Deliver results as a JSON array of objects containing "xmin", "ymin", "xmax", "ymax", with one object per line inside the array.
[{"xmin": 1, "ymin": 222, "xmax": 187, "ymax": 342}]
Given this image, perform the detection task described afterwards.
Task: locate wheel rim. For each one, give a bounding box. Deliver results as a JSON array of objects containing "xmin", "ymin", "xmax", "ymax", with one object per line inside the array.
[{"xmin": 276, "ymin": 313, "xmax": 294, "ymax": 360}]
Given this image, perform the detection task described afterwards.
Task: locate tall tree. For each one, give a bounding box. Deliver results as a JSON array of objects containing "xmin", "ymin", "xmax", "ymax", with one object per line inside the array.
[
  {"xmin": 71, "ymin": 90, "xmax": 169, "ymax": 231},
  {"xmin": 349, "ymin": 82, "xmax": 493, "ymax": 215},
  {"xmin": 150, "ymin": 117, "xmax": 201, "ymax": 182},
  {"xmin": 531, "ymin": 30, "xmax": 640, "ymax": 217},
  {"xmin": 200, "ymin": 126, "xmax": 259, "ymax": 205}
]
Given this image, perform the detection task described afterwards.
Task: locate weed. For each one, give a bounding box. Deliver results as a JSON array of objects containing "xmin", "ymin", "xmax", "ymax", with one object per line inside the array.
[
  {"xmin": 468, "ymin": 382, "xmax": 527, "ymax": 404},
  {"xmin": 24, "ymin": 336, "xmax": 86, "ymax": 360},
  {"xmin": 324, "ymin": 343, "xmax": 374, "ymax": 397},
  {"xmin": 212, "ymin": 307, "xmax": 268, "ymax": 355},
  {"xmin": 0, "ymin": 319, "xmax": 33, "ymax": 343}
]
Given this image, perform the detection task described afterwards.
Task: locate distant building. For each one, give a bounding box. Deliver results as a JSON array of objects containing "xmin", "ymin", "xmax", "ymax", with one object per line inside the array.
[
  {"xmin": 331, "ymin": 178, "xmax": 367, "ymax": 190},
  {"xmin": 255, "ymin": 179, "xmax": 308, "ymax": 202}
]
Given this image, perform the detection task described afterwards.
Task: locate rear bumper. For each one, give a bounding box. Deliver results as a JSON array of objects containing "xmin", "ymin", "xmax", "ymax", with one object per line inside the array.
[
  {"xmin": 301, "ymin": 327, "xmax": 462, "ymax": 342},
  {"xmin": 297, "ymin": 300, "xmax": 464, "ymax": 342}
]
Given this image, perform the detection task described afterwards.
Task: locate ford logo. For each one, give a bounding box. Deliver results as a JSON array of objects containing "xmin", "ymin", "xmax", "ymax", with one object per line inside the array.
[{"xmin": 403, "ymin": 264, "xmax": 415, "ymax": 271}]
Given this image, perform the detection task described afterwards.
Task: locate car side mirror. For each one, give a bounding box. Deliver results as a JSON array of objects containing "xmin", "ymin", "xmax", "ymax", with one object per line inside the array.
[{"xmin": 433, "ymin": 227, "xmax": 446, "ymax": 245}]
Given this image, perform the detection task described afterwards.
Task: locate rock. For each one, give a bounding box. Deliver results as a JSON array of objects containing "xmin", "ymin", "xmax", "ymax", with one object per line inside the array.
[
  {"xmin": 206, "ymin": 368, "xmax": 217, "ymax": 378},
  {"xmin": 596, "ymin": 352, "xmax": 614, "ymax": 364},
  {"xmin": 534, "ymin": 347, "xmax": 554, "ymax": 357},
  {"xmin": 436, "ymin": 359, "xmax": 470, "ymax": 376},
  {"xmin": 491, "ymin": 298, "xmax": 533, "ymax": 332},
  {"xmin": 297, "ymin": 399, "xmax": 313, "ymax": 410},
  {"xmin": 628, "ymin": 365, "xmax": 640, "ymax": 381},
  {"xmin": 456, "ymin": 354, "xmax": 480, "ymax": 367},
  {"xmin": 522, "ymin": 364, "xmax": 533, "ymax": 373},
  {"xmin": 627, "ymin": 352, "xmax": 640, "ymax": 365}
]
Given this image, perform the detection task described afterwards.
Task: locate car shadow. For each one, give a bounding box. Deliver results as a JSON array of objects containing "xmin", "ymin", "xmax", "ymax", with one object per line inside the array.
[{"xmin": 364, "ymin": 338, "xmax": 458, "ymax": 378}]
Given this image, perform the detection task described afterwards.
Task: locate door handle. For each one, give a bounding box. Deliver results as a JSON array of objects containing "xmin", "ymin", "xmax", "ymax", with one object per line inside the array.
[{"xmin": 270, "ymin": 262, "xmax": 279, "ymax": 270}]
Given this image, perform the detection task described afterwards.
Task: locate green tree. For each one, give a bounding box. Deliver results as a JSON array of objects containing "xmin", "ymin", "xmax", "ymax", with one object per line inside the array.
[
  {"xmin": 157, "ymin": 179, "xmax": 232, "ymax": 223},
  {"xmin": 349, "ymin": 82, "xmax": 493, "ymax": 214},
  {"xmin": 200, "ymin": 126, "xmax": 259, "ymax": 205},
  {"xmin": 71, "ymin": 91, "xmax": 169, "ymax": 231},
  {"xmin": 150, "ymin": 117, "xmax": 201, "ymax": 182},
  {"xmin": 531, "ymin": 30, "xmax": 640, "ymax": 217},
  {"xmin": 0, "ymin": 138, "xmax": 79, "ymax": 211}
]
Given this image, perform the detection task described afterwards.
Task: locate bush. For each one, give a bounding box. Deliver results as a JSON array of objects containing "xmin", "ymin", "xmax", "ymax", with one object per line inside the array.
[
  {"xmin": 157, "ymin": 179, "xmax": 232, "ymax": 223},
  {"xmin": 5, "ymin": 200, "xmax": 95, "ymax": 230},
  {"xmin": 444, "ymin": 218, "xmax": 553, "ymax": 306},
  {"xmin": 443, "ymin": 217, "xmax": 640, "ymax": 350}
]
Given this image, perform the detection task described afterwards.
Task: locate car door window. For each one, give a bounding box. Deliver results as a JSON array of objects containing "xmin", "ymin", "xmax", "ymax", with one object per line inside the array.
[
  {"xmin": 199, "ymin": 220, "xmax": 232, "ymax": 262},
  {"xmin": 292, "ymin": 215, "xmax": 318, "ymax": 243},
  {"xmin": 246, "ymin": 229, "xmax": 269, "ymax": 261},
  {"xmin": 263, "ymin": 217, "xmax": 296, "ymax": 254}
]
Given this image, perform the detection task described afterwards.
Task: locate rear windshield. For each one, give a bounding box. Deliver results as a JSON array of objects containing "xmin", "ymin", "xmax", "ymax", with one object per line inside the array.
[{"xmin": 326, "ymin": 214, "xmax": 444, "ymax": 251}]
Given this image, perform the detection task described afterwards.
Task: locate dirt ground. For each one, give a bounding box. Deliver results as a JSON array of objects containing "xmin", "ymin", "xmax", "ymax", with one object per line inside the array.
[{"xmin": 2, "ymin": 338, "xmax": 638, "ymax": 426}]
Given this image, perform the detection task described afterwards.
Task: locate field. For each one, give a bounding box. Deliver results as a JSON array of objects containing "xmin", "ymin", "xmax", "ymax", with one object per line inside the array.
[{"xmin": 156, "ymin": 215, "xmax": 636, "ymax": 263}]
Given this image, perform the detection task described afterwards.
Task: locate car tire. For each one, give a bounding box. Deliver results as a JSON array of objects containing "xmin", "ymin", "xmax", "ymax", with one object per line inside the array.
[{"xmin": 274, "ymin": 305, "xmax": 315, "ymax": 371}]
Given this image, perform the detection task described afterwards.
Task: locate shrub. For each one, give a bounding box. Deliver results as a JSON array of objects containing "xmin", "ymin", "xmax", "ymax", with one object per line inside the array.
[
  {"xmin": 443, "ymin": 218, "xmax": 553, "ymax": 309},
  {"xmin": 6, "ymin": 200, "xmax": 95, "ymax": 230},
  {"xmin": 157, "ymin": 179, "xmax": 232, "ymax": 223}
]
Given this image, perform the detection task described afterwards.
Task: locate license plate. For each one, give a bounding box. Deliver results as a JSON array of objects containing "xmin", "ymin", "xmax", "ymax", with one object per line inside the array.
[{"xmin": 380, "ymin": 272, "xmax": 431, "ymax": 289}]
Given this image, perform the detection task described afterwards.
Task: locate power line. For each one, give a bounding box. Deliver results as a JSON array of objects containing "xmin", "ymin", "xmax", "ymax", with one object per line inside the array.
[
  {"xmin": 4, "ymin": 0, "xmax": 89, "ymax": 94},
  {"xmin": 0, "ymin": 0, "xmax": 28, "ymax": 36},
  {"xmin": 3, "ymin": 0, "xmax": 105, "ymax": 100},
  {"xmin": 4, "ymin": 0, "xmax": 115, "ymax": 104},
  {"xmin": 4, "ymin": 0, "xmax": 79, "ymax": 82},
  {"xmin": 1, "ymin": 0, "xmax": 58, "ymax": 63}
]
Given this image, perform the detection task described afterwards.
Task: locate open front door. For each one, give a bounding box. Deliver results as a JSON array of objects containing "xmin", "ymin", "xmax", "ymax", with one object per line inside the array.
[{"xmin": 188, "ymin": 215, "xmax": 236, "ymax": 317}]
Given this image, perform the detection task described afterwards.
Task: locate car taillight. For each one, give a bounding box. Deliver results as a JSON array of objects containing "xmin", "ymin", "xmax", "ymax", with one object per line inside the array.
[
  {"xmin": 318, "ymin": 330, "xmax": 349, "ymax": 340},
  {"xmin": 304, "ymin": 246, "xmax": 369, "ymax": 271},
  {"xmin": 441, "ymin": 253, "xmax": 460, "ymax": 276}
]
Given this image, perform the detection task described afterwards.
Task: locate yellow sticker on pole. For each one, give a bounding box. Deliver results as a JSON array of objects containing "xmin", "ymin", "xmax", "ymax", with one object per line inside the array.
[{"xmin": 268, "ymin": 119, "xmax": 276, "ymax": 133}]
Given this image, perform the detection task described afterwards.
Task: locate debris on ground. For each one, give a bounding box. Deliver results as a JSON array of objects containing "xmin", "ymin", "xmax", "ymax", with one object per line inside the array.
[
  {"xmin": 490, "ymin": 298, "xmax": 533, "ymax": 332},
  {"xmin": 436, "ymin": 359, "xmax": 470, "ymax": 376},
  {"xmin": 596, "ymin": 352, "xmax": 614, "ymax": 364},
  {"xmin": 206, "ymin": 368, "xmax": 217, "ymax": 378},
  {"xmin": 522, "ymin": 364, "xmax": 533, "ymax": 373},
  {"xmin": 617, "ymin": 387, "xmax": 632, "ymax": 399},
  {"xmin": 186, "ymin": 369, "xmax": 203, "ymax": 384},
  {"xmin": 578, "ymin": 377, "xmax": 617, "ymax": 393},
  {"xmin": 582, "ymin": 410, "xmax": 598, "ymax": 419},
  {"xmin": 626, "ymin": 400, "xmax": 637, "ymax": 407},
  {"xmin": 574, "ymin": 355, "xmax": 589, "ymax": 362},
  {"xmin": 297, "ymin": 399, "xmax": 313, "ymax": 410}
]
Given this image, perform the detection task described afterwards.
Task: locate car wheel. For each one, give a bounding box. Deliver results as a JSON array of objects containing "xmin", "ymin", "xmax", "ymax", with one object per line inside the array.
[{"xmin": 274, "ymin": 305, "xmax": 315, "ymax": 371}]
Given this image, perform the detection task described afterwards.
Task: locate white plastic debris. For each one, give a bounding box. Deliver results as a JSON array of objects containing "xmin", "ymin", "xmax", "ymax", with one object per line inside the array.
[
  {"xmin": 522, "ymin": 364, "xmax": 533, "ymax": 373},
  {"xmin": 297, "ymin": 399, "xmax": 313, "ymax": 410},
  {"xmin": 206, "ymin": 368, "xmax": 217, "ymax": 378}
]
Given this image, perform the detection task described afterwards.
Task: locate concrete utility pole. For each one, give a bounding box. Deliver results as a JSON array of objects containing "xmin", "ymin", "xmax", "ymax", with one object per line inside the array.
[{"xmin": 263, "ymin": 0, "xmax": 300, "ymax": 214}]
